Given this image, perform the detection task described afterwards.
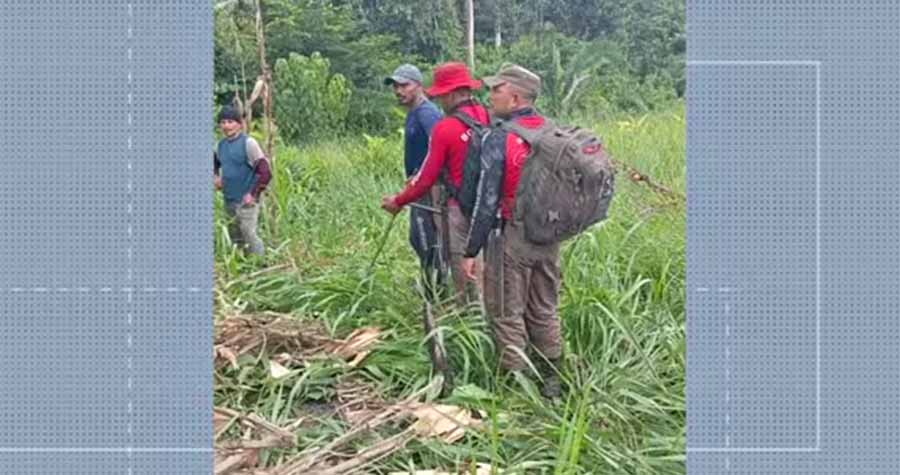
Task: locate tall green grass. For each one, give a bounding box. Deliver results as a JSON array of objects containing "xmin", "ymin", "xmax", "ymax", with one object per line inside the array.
[{"xmin": 214, "ymin": 103, "xmax": 686, "ymax": 474}]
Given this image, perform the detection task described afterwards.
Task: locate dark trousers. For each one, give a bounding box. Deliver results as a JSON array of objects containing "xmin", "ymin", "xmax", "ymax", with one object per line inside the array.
[{"xmin": 409, "ymin": 190, "xmax": 447, "ymax": 301}]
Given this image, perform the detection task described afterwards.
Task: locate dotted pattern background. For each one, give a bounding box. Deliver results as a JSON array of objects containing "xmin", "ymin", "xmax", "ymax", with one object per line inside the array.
[
  {"xmin": 688, "ymin": 64, "xmax": 818, "ymax": 449},
  {"xmin": 0, "ymin": 453, "xmax": 212, "ymax": 474},
  {"xmin": 688, "ymin": 1, "xmax": 900, "ymax": 473},
  {"xmin": 1, "ymin": 1, "xmax": 213, "ymax": 473}
]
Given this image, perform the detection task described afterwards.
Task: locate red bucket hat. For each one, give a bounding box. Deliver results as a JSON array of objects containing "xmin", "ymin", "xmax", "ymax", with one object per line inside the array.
[{"xmin": 425, "ymin": 62, "xmax": 483, "ymax": 97}]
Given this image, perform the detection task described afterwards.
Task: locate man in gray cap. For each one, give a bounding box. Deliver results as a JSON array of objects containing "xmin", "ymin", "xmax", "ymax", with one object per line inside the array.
[
  {"xmin": 460, "ymin": 64, "xmax": 566, "ymax": 399},
  {"xmin": 384, "ymin": 64, "xmax": 447, "ymax": 299}
]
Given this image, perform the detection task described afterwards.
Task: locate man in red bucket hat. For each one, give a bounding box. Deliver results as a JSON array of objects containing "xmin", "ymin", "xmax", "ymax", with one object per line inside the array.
[{"xmin": 382, "ymin": 62, "xmax": 490, "ymax": 306}]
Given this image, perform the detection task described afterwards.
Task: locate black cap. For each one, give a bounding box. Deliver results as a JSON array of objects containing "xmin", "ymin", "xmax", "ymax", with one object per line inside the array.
[{"xmin": 218, "ymin": 106, "xmax": 242, "ymax": 123}]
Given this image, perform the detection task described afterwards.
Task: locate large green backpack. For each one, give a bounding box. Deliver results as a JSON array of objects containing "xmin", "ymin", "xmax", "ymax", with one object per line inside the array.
[{"xmin": 502, "ymin": 121, "xmax": 616, "ymax": 244}]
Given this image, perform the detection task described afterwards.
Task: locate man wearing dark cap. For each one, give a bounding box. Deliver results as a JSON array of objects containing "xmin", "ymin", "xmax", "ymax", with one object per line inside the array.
[
  {"xmin": 384, "ymin": 64, "xmax": 446, "ymax": 296},
  {"xmin": 213, "ymin": 105, "xmax": 271, "ymax": 256},
  {"xmin": 381, "ymin": 62, "xmax": 490, "ymax": 306},
  {"xmin": 461, "ymin": 64, "xmax": 565, "ymax": 399}
]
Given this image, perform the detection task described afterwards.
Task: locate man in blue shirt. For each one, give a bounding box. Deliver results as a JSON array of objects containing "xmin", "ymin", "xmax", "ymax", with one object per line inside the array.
[
  {"xmin": 213, "ymin": 106, "xmax": 271, "ymax": 256},
  {"xmin": 384, "ymin": 64, "xmax": 446, "ymax": 298}
]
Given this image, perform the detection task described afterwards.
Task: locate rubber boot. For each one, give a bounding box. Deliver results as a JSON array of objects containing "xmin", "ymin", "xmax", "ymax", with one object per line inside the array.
[{"xmin": 538, "ymin": 357, "xmax": 563, "ymax": 400}]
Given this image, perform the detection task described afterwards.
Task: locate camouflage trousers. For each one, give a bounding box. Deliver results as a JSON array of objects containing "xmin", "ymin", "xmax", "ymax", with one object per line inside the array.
[
  {"xmin": 225, "ymin": 199, "xmax": 265, "ymax": 256},
  {"xmin": 483, "ymin": 220, "xmax": 563, "ymax": 371}
]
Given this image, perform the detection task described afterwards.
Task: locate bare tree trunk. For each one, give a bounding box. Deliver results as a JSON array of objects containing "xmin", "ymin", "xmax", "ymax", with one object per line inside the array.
[
  {"xmin": 494, "ymin": 10, "xmax": 501, "ymax": 48},
  {"xmin": 466, "ymin": 0, "xmax": 475, "ymax": 70},
  {"xmin": 231, "ymin": 16, "xmax": 249, "ymax": 114},
  {"xmin": 254, "ymin": 0, "xmax": 278, "ymax": 229},
  {"xmin": 254, "ymin": 0, "xmax": 275, "ymax": 159}
]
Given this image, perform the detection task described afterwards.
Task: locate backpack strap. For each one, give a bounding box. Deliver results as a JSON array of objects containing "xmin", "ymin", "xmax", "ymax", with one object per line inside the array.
[
  {"xmin": 503, "ymin": 119, "xmax": 582, "ymax": 176},
  {"xmin": 450, "ymin": 110, "xmax": 486, "ymax": 132},
  {"xmin": 440, "ymin": 111, "xmax": 487, "ymax": 200},
  {"xmin": 499, "ymin": 119, "xmax": 553, "ymax": 145}
]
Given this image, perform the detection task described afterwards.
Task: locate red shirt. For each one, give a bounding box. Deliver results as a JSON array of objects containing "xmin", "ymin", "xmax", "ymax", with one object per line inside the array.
[
  {"xmin": 500, "ymin": 115, "xmax": 546, "ymax": 219},
  {"xmin": 394, "ymin": 102, "xmax": 491, "ymax": 207}
]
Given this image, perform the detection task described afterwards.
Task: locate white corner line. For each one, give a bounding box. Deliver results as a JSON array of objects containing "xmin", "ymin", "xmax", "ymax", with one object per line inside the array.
[
  {"xmin": 689, "ymin": 59, "xmax": 823, "ymax": 453},
  {"xmin": 127, "ymin": 2, "xmax": 135, "ymax": 463},
  {"xmin": 687, "ymin": 447, "xmax": 821, "ymax": 453},
  {"xmin": 688, "ymin": 60, "xmax": 821, "ymax": 66},
  {"xmin": 1, "ymin": 287, "xmax": 214, "ymax": 293},
  {"xmin": 814, "ymin": 60, "xmax": 821, "ymax": 451},
  {"xmin": 0, "ymin": 448, "xmax": 214, "ymax": 453}
]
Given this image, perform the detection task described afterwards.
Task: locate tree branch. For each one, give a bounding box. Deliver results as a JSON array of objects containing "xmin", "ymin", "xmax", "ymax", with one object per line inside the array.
[{"xmin": 610, "ymin": 158, "xmax": 684, "ymax": 201}]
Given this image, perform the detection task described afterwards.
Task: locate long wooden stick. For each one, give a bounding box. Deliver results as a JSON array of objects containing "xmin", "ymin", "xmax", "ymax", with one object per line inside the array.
[{"xmin": 367, "ymin": 213, "xmax": 399, "ymax": 274}]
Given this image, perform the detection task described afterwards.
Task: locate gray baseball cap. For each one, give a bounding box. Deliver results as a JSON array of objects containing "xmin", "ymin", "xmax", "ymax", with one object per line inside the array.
[{"xmin": 384, "ymin": 64, "xmax": 424, "ymax": 86}]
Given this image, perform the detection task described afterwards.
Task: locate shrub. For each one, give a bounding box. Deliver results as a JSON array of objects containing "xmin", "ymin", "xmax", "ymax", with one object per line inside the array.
[{"xmin": 274, "ymin": 52, "xmax": 352, "ymax": 144}]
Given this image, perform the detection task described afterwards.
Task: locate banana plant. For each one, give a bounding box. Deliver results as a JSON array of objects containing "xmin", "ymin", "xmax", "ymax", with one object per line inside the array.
[{"xmin": 542, "ymin": 39, "xmax": 627, "ymax": 118}]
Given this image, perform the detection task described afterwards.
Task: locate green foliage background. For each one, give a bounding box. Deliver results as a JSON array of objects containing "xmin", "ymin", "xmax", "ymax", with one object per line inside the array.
[{"xmin": 215, "ymin": 0, "xmax": 685, "ymax": 143}]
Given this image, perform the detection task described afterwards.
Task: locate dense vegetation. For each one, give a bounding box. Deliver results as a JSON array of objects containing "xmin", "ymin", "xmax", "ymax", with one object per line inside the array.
[{"xmin": 215, "ymin": 0, "xmax": 685, "ymax": 142}]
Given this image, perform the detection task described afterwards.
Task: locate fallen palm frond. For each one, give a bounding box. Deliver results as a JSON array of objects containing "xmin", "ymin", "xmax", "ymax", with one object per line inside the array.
[
  {"xmin": 214, "ymin": 406, "xmax": 296, "ymax": 475},
  {"xmin": 215, "ymin": 375, "xmax": 485, "ymax": 475},
  {"xmin": 214, "ymin": 313, "xmax": 382, "ymax": 370}
]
